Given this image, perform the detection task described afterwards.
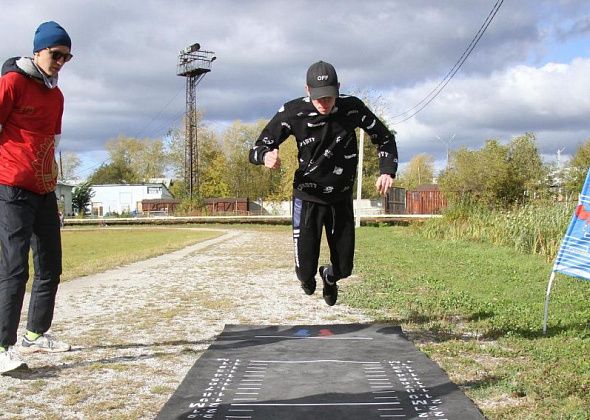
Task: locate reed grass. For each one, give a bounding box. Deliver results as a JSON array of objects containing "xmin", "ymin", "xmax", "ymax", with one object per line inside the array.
[{"xmin": 416, "ymin": 201, "xmax": 576, "ymax": 261}]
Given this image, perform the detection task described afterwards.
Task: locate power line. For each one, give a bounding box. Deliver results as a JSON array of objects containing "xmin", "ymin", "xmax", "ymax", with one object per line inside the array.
[
  {"xmin": 75, "ymin": 88, "xmax": 186, "ymax": 178},
  {"xmin": 133, "ymin": 86, "xmax": 184, "ymax": 138},
  {"xmin": 391, "ymin": 0, "xmax": 504, "ymax": 125},
  {"xmin": 147, "ymin": 108, "xmax": 186, "ymax": 138}
]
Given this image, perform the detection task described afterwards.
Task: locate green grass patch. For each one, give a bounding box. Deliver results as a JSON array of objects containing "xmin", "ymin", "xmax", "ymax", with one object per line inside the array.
[
  {"xmin": 346, "ymin": 226, "xmax": 590, "ymax": 419},
  {"xmin": 418, "ymin": 201, "xmax": 575, "ymax": 261},
  {"xmin": 29, "ymin": 227, "xmax": 222, "ymax": 284}
]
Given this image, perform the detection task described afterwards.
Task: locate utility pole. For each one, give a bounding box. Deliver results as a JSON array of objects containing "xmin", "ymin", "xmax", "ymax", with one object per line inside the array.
[
  {"xmin": 556, "ymin": 148, "xmax": 565, "ymax": 169},
  {"xmin": 436, "ymin": 133, "xmax": 455, "ymax": 169},
  {"xmin": 59, "ymin": 150, "xmax": 64, "ymax": 181},
  {"xmin": 355, "ymin": 130, "xmax": 365, "ymax": 228},
  {"xmin": 177, "ymin": 43, "xmax": 216, "ymax": 201}
]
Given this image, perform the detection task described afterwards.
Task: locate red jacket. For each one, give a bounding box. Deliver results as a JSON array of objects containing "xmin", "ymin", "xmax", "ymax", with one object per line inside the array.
[{"xmin": 0, "ymin": 61, "xmax": 63, "ymax": 194}]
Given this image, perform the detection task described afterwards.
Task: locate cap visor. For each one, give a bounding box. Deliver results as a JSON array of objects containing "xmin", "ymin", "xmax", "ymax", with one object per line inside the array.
[{"xmin": 309, "ymin": 85, "xmax": 339, "ymax": 100}]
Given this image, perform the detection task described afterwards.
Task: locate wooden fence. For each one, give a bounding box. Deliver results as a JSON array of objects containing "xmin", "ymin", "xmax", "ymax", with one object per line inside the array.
[
  {"xmin": 384, "ymin": 187, "xmax": 447, "ymax": 215},
  {"xmin": 405, "ymin": 190, "xmax": 447, "ymax": 215}
]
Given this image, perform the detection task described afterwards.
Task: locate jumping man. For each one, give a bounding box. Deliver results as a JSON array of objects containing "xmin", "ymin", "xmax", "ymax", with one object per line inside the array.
[{"xmin": 249, "ymin": 61, "xmax": 398, "ymax": 306}]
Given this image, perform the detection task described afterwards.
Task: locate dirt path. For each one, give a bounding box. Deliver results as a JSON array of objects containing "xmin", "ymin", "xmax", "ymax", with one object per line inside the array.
[{"xmin": 0, "ymin": 229, "xmax": 372, "ymax": 419}]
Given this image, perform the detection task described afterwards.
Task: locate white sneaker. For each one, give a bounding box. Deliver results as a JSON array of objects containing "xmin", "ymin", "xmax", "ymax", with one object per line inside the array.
[
  {"xmin": 0, "ymin": 348, "xmax": 28, "ymax": 375},
  {"xmin": 21, "ymin": 333, "xmax": 71, "ymax": 353}
]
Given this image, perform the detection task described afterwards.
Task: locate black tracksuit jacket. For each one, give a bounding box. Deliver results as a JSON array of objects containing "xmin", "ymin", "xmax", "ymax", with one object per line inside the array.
[{"xmin": 249, "ymin": 95, "xmax": 398, "ymax": 204}]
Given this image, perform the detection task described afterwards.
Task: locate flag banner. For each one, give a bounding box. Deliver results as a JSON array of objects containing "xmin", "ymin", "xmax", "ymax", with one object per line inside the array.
[{"xmin": 553, "ymin": 167, "xmax": 590, "ymax": 281}]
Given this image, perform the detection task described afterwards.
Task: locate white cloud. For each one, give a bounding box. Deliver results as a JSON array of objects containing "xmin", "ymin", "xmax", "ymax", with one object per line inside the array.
[
  {"xmin": 387, "ymin": 57, "xmax": 590, "ymax": 163},
  {"xmin": 0, "ymin": 0, "xmax": 588, "ymax": 177}
]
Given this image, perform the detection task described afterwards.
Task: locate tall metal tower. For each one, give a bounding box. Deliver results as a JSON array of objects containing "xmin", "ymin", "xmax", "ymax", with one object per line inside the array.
[{"xmin": 177, "ymin": 43, "xmax": 216, "ymax": 199}]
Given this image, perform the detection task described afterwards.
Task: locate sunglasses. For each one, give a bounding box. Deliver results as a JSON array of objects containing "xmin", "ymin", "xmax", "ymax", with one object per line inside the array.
[{"xmin": 47, "ymin": 48, "xmax": 73, "ymax": 63}]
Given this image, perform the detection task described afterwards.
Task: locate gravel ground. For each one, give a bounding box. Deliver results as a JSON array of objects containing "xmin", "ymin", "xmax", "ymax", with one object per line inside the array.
[{"xmin": 0, "ymin": 228, "xmax": 372, "ymax": 419}]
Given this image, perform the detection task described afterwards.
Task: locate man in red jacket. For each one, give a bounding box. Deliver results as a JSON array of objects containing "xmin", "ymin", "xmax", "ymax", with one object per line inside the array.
[{"xmin": 0, "ymin": 21, "xmax": 73, "ymax": 375}]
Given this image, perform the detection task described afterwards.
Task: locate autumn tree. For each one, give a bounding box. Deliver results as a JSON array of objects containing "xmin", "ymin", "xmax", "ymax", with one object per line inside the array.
[
  {"xmin": 88, "ymin": 160, "xmax": 139, "ymax": 184},
  {"xmin": 105, "ymin": 135, "xmax": 166, "ymax": 181},
  {"xmin": 439, "ymin": 139, "xmax": 511, "ymax": 207},
  {"xmin": 199, "ymin": 128, "xmax": 231, "ymax": 198},
  {"xmin": 165, "ymin": 126, "xmax": 186, "ymax": 181},
  {"xmin": 352, "ymin": 91, "xmax": 395, "ymax": 199},
  {"xmin": 565, "ymin": 139, "xmax": 590, "ymax": 194},
  {"xmin": 222, "ymin": 119, "xmax": 278, "ymax": 199},
  {"xmin": 506, "ymin": 132, "xmax": 546, "ymax": 201},
  {"xmin": 267, "ymin": 136, "xmax": 298, "ymax": 202},
  {"xmin": 397, "ymin": 153, "xmax": 435, "ymax": 190},
  {"xmin": 58, "ymin": 151, "xmax": 81, "ymax": 180},
  {"xmin": 164, "ymin": 111, "xmax": 229, "ymax": 200},
  {"xmin": 439, "ymin": 133, "xmax": 549, "ymax": 207}
]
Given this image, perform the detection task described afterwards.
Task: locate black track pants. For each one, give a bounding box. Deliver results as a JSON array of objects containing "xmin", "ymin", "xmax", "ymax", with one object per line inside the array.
[
  {"xmin": 0, "ymin": 186, "xmax": 62, "ymax": 347},
  {"xmin": 292, "ymin": 196, "xmax": 355, "ymax": 284}
]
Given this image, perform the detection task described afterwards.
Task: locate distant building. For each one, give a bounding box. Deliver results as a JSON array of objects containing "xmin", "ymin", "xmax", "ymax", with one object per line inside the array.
[
  {"xmin": 55, "ymin": 181, "xmax": 75, "ymax": 216},
  {"xmin": 89, "ymin": 183, "xmax": 175, "ymax": 216},
  {"xmin": 148, "ymin": 178, "xmax": 172, "ymax": 188}
]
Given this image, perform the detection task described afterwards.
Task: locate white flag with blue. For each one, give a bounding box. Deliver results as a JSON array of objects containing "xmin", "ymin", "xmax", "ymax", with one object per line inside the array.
[
  {"xmin": 544, "ymin": 166, "xmax": 590, "ymax": 333},
  {"xmin": 553, "ymin": 168, "xmax": 590, "ymax": 280}
]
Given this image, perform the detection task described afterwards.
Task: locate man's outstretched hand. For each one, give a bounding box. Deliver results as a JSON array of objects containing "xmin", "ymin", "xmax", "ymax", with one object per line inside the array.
[
  {"xmin": 375, "ymin": 174, "xmax": 394, "ymax": 196},
  {"xmin": 264, "ymin": 149, "xmax": 281, "ymax": 169}
]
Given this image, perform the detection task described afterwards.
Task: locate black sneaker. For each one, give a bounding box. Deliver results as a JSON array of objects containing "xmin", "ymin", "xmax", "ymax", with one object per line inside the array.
[
  {"xmin": 300, "ymin": 278, "xmax": 316, "ymax": 295},
  {"xmin": 320, "ymin": 265, "xmax": 338, "ymax": 306}
]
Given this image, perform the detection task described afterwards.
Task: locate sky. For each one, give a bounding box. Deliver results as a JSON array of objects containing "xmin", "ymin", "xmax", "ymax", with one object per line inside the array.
[{"xmin": 1, "ymin": 0, "xmax": 589, "ymax": 179}]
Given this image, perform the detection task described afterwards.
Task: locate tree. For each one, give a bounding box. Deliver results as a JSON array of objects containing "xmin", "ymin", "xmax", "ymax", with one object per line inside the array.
[
  {"xmin": 352, "ymin": 92, "xmax": 395, "ymax": 199},
  {"xmin": 164, "ymin": 126, "xmax": 186, "ymax": 180},
  {"xmin": 168, "ymin": 179, "xmax": 187, "ymax": 199},
  {"xmin": 58, "ymin": 151, "xmax": 81, "ymax": 180},
  {"xmin": 88, "ymin": 160, "xmax": 139, "ymax": 184},
  {"xmin": 439, "ymin": 133, "xmax": 551, "ymax": 207},
  {"xmin": 267, "ymin": 136, "xmax": 298, "ymax": 202},
  {"xmin": 164, "ymin": 112, "xmax": 230, "ymax": 200},
  {"xmin": 439, "ymin": 139, "xmax": 511, "ymax": 207},
  {"xmin": 222, "ymin": 119, "xmax": 277, "ymax": 199},
  {"xmin": 105, "ymin": 135, "xmax": 166, "ymax": 181},
  {"xmin": 359, "ymin": 128, "xmax": 382, "ymax": 198},
  {"xmin": 397, "ymin": 154, "xmax": 435, "ymax": 190},
  {"xmin": 71, "ymin": 182, "xmax": 94, "ymax": 216},
  {"xmin": 507, "ymin": 132, "xmax": 546, "ymax": 201},
  {"xmin": 565, "ymin": 139, "xmax": 590, "ymax": 194},
  {"xmin": 199, "ymin": 132, "xmax": 231, "ymax": 198},
  {"xmin": 88, "ymin": 135, "xmax": 164, "ymax": 186}
]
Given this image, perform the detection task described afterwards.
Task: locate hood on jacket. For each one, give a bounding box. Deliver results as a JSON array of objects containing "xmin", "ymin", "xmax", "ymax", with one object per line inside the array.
[
  {"xmin": 1, "ymin": 57, "xmax": 25, "ymax": 77},
  {"xmin": 1, "ymin": 56, "xmax": 59, "ymax": 88}
]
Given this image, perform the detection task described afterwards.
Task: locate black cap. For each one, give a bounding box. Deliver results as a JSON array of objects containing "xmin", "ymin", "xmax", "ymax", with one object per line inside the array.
[{"xmin": 306, "ymin": 61, "xmax": 339, "ymax": 100}]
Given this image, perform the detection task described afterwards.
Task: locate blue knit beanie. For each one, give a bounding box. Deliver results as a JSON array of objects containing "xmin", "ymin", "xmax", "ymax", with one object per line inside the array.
[{"xmin": 33, "ymin": 21, "xmax": 71, "ymax": 53}]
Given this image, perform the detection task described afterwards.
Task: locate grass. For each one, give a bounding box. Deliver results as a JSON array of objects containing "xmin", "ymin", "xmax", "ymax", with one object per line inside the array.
[
  {"xmin": 418, "ymin": 201, "xmax": 575, "ymax": 261},
  {"xmin": 346, "ymin": 226, "xmax": 590, "ymax": 419},
  {"xmin": 28, "ymin": 227, "xmax": 222, "ymax": 284},
  {"xmin": 18, "ymin": 222, "xmax": 588, "ymax": 418}
]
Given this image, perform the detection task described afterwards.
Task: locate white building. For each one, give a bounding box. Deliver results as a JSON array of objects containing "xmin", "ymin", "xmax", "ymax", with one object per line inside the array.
[
  {"xmin": 55, "ymin": 181, "xmax": 75, "ymax": 216},
  {"xmin": 90, "ymin": 183, "xmax": 174, "ymax": 216}
]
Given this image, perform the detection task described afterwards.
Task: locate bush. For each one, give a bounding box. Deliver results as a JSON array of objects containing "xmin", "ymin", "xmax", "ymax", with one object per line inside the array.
[{"xmin": 416, "ymin": 200, "xmax": 576, "ymax": 261}]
